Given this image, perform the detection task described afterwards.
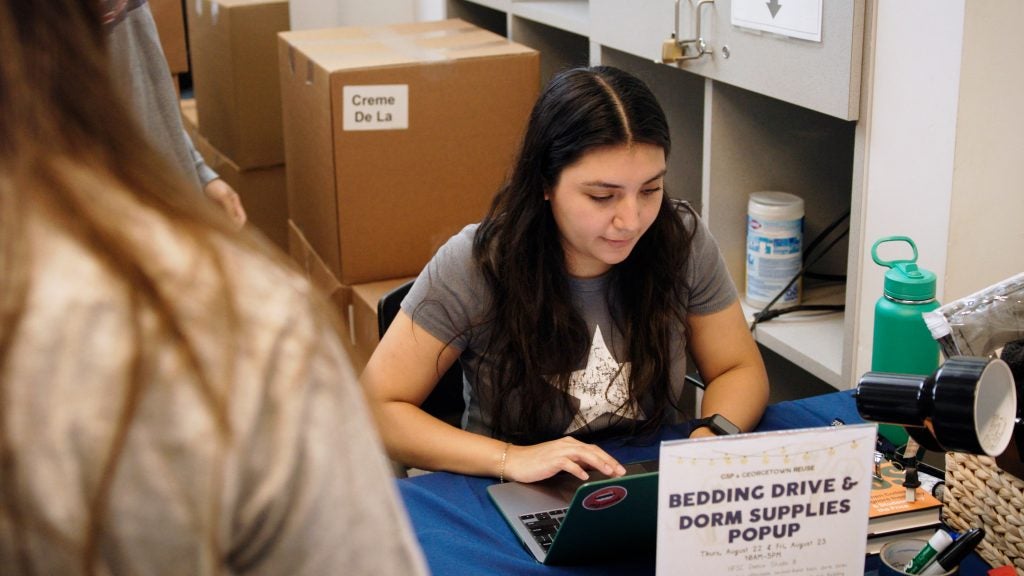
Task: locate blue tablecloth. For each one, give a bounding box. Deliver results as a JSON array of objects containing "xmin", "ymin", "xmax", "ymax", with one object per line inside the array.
[{"xmin": 398, "ymin": 390, "xmax": 991, "ymax": 575}]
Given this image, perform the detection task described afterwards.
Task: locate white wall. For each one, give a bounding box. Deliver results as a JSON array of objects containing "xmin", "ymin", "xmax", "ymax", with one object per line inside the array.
[
  {"xmin": 852, "ymin": 1, "xmax": 965, "ymax": 381},
  {"xmin": 289, "ymin": 0, "xmax": 417, "ymax": 31},
  {"xmin": 417, "ymin": 0, "xmax": 444, "ymax": 21},
  {"xmin": 945, "ymin": 0, "xmax": 1024, "ymax": 299}
]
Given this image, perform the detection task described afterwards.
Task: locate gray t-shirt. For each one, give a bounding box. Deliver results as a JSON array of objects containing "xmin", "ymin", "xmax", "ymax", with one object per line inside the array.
[{"xmin": 404, "ymin": 201, "xmax": 737, "ymax": 438}]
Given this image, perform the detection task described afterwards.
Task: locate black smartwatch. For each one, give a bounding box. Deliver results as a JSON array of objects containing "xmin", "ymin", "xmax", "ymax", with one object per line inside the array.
[{"xmin": 689, "ymin": 414, "xmax": 741, "ymax": 437}]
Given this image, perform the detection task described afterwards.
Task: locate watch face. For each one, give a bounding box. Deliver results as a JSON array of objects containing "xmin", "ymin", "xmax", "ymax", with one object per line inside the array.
[{"xmin": 708, "ymin": 414, "xmax": 740, "ymax": 436}]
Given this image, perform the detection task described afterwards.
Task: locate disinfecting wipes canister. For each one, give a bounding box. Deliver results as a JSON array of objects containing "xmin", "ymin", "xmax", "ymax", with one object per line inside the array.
[{"xmin": 746, "ymin": 191, "xmax": 804, "ymax": 308}]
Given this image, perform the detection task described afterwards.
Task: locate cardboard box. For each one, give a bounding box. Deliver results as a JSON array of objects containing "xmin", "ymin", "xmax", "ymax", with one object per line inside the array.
[
  {"xmin": 349, "ymin": 277, "xmax": 415, "ymax": 371},
  {"xmin": 288, "ymin": 220, "xmax": 412, "ymax": 372},
  {"xmin": 151, "ymin": 0, "xmax": 189, "ymax": 74},
  {"xmin": 185, "ymin": 99, "xmax": 288, "ymax": 249},
  {"xmin": 288, "ymin": 218, "xmax": 349, "ymax": 316},
  {"xmin": 187, "ymin": 0, "xmax": 290, "ymax": 169},
  {"xmin": 278, "ymin": 19, "xmax": 539, "ymax": 285},
  {"xmin": 180, "ymin": 97, "xmax": 200, "ymax": 140}
]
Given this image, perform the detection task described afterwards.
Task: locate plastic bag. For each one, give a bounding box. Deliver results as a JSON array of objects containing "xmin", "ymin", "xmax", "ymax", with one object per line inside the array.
[{"xmin": 923, "ymin": 272, "xmax": 1024, "ymax": 357}]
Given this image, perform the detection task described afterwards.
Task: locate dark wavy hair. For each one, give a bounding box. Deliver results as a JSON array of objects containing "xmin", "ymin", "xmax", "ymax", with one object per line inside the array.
[{"xmin": 472, "ymin": 66, "xmax": 695, "ymax": 444}]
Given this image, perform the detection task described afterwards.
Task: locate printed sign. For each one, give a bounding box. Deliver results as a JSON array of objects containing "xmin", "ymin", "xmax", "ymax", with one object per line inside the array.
[
  {"xmin": 342, "ymin": 85, "xmax": 409, "ymax": 131},
  {"xmin": 731, "ymin": 0, "xmax": 823, "ymax": 42},
  {"xmin": 657, "ymin": 424, "xmax": 875, "ymax": 576}
]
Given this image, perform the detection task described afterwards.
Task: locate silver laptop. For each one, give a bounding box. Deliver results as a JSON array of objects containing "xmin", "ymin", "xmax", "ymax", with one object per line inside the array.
[{"xmin": 486, "ymin": 459, "xmax": 659, "ymax": 565}]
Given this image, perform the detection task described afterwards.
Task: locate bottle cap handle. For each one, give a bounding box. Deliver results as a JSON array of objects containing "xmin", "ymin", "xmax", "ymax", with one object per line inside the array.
[{"xmin": 872, "ymin": 236, "xmax": 919, "ymax": 269}]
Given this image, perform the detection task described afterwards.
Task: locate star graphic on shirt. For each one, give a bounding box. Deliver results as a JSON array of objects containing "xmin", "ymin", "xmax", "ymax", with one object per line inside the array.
[{"xmin": 563, "ymin": 326, "xmax": 643, "ymax": 433}]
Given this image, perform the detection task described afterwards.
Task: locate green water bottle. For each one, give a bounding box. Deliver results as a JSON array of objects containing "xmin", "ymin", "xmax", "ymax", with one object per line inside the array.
[{"xmin": 870, "ymin": 236, "xmax": 941, "ymax": 447}]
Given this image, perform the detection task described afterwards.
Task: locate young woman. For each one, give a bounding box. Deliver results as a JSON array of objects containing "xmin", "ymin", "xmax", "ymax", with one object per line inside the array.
[
  {"xmin": 362, "ymin": 66, "xmax": 769, "ymax": 484},
  {"xmin": 0, "ymin": 1, "xmax": 424, "ymax": 574}
]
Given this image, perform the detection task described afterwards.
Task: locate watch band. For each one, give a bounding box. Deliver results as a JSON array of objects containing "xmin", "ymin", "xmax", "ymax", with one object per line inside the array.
[{"xmin": 690, "ymin": 413, "xmax": 741, "ymax": 437}]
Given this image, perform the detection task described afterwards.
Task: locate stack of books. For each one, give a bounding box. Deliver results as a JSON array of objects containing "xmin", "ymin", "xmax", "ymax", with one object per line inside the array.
[{"xmin": 866, "ymin": 456, "xmax": 944, "ymax": 555}]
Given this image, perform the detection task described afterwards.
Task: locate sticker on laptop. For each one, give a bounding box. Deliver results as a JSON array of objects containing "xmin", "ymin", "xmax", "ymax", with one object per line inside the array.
[{"xmin": 582, "ymin": 486, "xmax": 627, "ymax": 510}]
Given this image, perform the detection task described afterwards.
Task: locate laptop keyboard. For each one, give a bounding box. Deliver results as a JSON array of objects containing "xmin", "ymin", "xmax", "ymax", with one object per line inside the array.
[{"xmin": 518, "ymin": 508, "xmax": 567, "ymax": 550}]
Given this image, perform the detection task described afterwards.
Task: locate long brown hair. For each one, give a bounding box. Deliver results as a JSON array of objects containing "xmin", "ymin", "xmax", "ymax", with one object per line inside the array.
[
  {"xmin": 0, "ymin": 1, "xmax": 290, "ymax": 573},
  {"xmin": 472, "ymin": 67, "xmax": 694, "ymax": 444}
]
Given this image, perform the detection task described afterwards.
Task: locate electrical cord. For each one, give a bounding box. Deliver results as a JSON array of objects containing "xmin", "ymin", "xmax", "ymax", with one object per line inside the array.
[
  {"xmin": 801, "ymin": 209, "xmax": 850, "ymax": 266},
  {"xmin": 751, "ymin": 303, "xmax": 845, "ymax": 324},
  {"xmin": 749, "ymin": 210, "xmax": 851, "ymax": 332}
]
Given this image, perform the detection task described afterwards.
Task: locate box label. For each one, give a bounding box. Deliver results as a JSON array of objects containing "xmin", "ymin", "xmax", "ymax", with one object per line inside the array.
[{"xmin": 342, "ymin": 85, "xmax": 409, "ymax": 131}]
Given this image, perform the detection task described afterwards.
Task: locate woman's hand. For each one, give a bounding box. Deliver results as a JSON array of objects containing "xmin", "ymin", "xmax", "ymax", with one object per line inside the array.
[
  {"xmin": 503, "ymin": 437, "xmax": 627, "ymax": 483},
  {"xmin": 203, "ymin": 178, "xmax": 247, "ymax": 229}
]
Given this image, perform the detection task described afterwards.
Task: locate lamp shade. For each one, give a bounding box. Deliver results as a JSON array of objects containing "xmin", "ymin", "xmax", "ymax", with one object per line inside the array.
[
  {"xmin": 932, "ymin": 357, "xmax": 1016, "ymax": 455},
  {"xmin": 856, "ymin": 356, "xmax": 1017, "ymax": 457}
]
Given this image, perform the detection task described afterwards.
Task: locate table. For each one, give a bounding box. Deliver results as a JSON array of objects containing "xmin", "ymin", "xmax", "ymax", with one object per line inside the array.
[{"xmin": 398, "ymin": 390, "xmax": 991, "ymax": 575}]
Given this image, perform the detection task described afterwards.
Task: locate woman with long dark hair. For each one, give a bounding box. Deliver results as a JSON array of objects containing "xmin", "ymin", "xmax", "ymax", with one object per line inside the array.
[
  {"xmin": 363, "ymin": 66, "xmax": 769, "ymax": 483},
  {"xmin": 0, "ymin": 1, "xmax": 425, "ymax": 573}
]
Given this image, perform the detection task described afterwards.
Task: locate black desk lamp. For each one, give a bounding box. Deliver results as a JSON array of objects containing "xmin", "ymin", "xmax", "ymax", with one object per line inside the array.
[{"xmin": 854, "ymin": 356, "xmax": 1019, "ymax": 459}]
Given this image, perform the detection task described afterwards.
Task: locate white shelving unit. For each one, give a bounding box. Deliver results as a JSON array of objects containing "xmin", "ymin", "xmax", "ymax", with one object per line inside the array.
[
  {"xmin": 442, "ymin": 0, "xmax": 1024, "ymax": 391},
  {"xmin": 460, "ymin": 0, "xmax": 509, "ymax": 12},
  {"xmin": 742, "ymin": 284, "xmax": 846, "ymax": 387},
  {"xmin": 512, "ymin": 1, "xmax": 589, "ymax": 37}
]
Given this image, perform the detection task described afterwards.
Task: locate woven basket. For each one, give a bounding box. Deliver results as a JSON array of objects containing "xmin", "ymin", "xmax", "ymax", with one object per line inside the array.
[{"xmin": 945, "ymin": 452, "xmax": 1024, "ymax": 575}]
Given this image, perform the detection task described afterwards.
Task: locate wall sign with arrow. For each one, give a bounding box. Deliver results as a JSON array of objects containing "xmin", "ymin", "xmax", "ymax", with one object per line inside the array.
[{"xmin": 731, "ymin": 0, "xmax": 823, "ymax": 42}]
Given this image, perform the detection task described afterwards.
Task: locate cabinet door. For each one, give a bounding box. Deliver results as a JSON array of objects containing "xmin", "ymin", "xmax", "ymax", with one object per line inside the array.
[{"xmin": 591, "ymin": 0, "xmax": 865, "ymax": 120}]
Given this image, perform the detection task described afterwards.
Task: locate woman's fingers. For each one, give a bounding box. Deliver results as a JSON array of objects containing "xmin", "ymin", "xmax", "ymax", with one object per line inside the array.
[
  {"xmin": 505, "ymin": 438, "xmax": 627, "ymax": 483},
  {"xmin": 573, "ymin": 442, "xmax": 627, "ymax": 477}
]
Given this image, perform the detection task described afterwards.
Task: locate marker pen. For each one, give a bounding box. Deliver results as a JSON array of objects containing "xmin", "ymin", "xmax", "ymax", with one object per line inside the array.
[
  {"xmin": 904, "ymin": 529, "xmax": 954, "ymax": 574},
  {"xmin": 919, "ymin": 528, "xmax": 985, "ymax": 575}
]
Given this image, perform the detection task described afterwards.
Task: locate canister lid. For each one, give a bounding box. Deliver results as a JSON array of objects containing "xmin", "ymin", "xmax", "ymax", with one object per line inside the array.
[{"xmin": 748, "ymin": 191, "xmax": 804, "ymax": 220}]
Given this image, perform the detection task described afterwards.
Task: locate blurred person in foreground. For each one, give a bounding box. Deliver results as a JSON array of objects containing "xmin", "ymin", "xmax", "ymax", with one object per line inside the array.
[{"xmin": 0, "ymin": 2, "xmax": 427, "ymax": 575}]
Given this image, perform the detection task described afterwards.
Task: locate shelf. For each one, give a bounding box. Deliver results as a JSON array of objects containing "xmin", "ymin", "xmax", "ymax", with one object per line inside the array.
[
  {"xmin": 511, "ymin": 1, "xmax": 589, "ymax": 37},
  {"xmin": 509, "ymin": 15, "xmax": 589, "ymax": 82},
  {"xmin": 742, "ymin": 284, "xmax": 846, "ymax": 389},
  {"xmin": 457, "ymin": 0, "xmax": 510, "ymax": 12}
]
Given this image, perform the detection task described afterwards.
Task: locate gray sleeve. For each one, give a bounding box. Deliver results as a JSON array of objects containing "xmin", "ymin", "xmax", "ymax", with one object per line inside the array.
[
  {"xmin": 106, "ymin": 3, "xmax": 204, "ymax": 194},
  {"xmin": 680, "ymin": 203, "xmax": 739, "ymax": 315},
  {"xmin": 401, "ymin": 225, "xmax": 487, "ymax": 351},
  {"xmin": 184, "ymin": 130, "xmax": 220, "ymax": 187}
]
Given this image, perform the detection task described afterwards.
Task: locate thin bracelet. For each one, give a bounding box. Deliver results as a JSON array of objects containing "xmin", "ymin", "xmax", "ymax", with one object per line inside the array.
[{"xmin": 499, "ymin": 442, "xmax": 511, "ymax": 483}]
